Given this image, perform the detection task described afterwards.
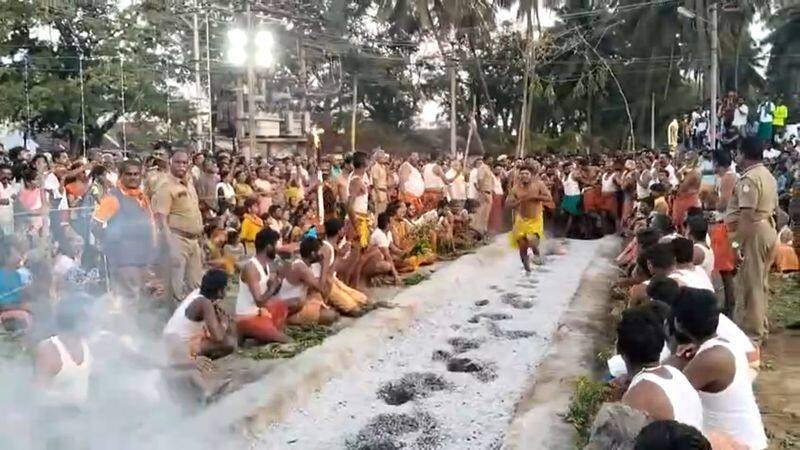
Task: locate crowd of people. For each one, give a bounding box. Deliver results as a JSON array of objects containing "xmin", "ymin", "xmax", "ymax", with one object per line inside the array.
[
  {"xmin": 0, "ymin": 115, "xmax": 798, "ymax": 447},
  {"xmin": 667, "ymin": 91, "xmax": 800, "ymax": 154},
  {"xmin": 576, "ymin": 134, "xmax": 799, "ymax": 449}
]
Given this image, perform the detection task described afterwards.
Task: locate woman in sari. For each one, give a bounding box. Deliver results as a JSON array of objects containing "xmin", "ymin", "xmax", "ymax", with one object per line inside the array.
[
  {"xmin": 233, "ymin": 170, "xmax": 254, "ymax": 207},
  {"xmin": 16, "ymin": 167, "xmax": 47, "ymax": 241},
  {"xmin": 386, "ymin": 201, "xmax": 437, "ymax": 273}
]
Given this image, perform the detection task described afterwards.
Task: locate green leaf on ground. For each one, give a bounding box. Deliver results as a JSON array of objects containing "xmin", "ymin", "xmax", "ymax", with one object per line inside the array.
[{"xmin": 239, "ymin": 325, "xmax": 335, "ymax": 360}]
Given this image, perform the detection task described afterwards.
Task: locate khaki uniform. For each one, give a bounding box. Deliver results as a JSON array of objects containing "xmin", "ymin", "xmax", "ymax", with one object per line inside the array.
[
  {"xmin": 370, "ymin": 163, "xmax": 389, "ymax": 215},
  {"xmin": 725, "ymin": 163, "xmax": 778, "ymax": 339},
  {"xmin": 150, "ymin": 174, "xmax": 205, "ymax": 303},
  {"xmin": 473, "ymin": 163, "xmax": 494, "ymax": 234}
]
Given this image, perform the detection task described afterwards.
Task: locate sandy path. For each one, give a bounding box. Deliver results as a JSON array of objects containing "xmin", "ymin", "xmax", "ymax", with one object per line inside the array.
[{"xmin": 258, "ymin": 238, "xmax": 604, "ymax": 450}]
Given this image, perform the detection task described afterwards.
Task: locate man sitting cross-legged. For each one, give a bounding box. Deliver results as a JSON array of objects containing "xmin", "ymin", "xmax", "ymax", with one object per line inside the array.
[
  {"xmin": 319, "ymin": 218, "xmax": 371, "ymax": 316},
  {"xmin": 617, "ymin": 307, "xmax": 704, "ymax": 430},
  {"xmin": 277, "ymin": 237, "xmax": 339, "ymax": 326},
  {"xmin": 163, "ymin": 269, "xmax": 237, "ymax": 363},
  {"xmin": 236, "ymin": 228, "xmax": 301, "ymax": 344}
]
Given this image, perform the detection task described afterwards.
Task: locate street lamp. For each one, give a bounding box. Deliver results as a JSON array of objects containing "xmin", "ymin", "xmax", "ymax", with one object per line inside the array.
[
  {"xmin": 226, "ymin": 25, "xmax": 275, "ymax": 158},
  {"xmin": 226, "ymin": 29, "xmax": 248, "ymax": 66},
  {"xmin": 677, "ymin": 4, "xmax": 719, "ymax": 150}
]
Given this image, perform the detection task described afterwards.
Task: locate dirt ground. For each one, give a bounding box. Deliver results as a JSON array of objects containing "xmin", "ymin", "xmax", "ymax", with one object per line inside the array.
[{"xmin": 757, "ymin": 275, "xmax": 800, "ymax": 449}]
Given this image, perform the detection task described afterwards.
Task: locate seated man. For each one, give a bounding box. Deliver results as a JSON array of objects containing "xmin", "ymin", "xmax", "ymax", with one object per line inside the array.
[
  {"xmin": 34, "ymin": 296, "xmax": 92, "ymax": 448},
  {"xmin": 617, "ymin": 307, "xmax": 703, "ymax": 430},
  {"xmin": 667, "ymin": 287, "xmax": 767, "ymax": 450},
  {"xmin": 277, "ymin": 237, "xmax": 339, "ymax": 326},
  {"xmin": 163, "ymin": 269, "xmax": 237, "ymax": 364},
  {"xmin": 362, "ymin": 212, "xmax": 402, "ymax": 287},
  {"xmin": 634, "ymin": 421, "xmax": 711, "ymax": 450},
  {"xmin": 773, "ymin": 226, "xmax": 799, "ymax": 273},
  {"xmin": 651, "ymin": 282, "xmax": 759, "ymax": 377},
  {"xmin": 671, "ymin": 237, "xmax": 714, "ymax": 291},
  {"xmin": 236, "ymin": 229, "xmax": 299, "ymax": 344},
  {"xmin": 320, "ymin": 218, "xmax": 370, "ymax": 316},
  {"xmin": 0, "ymin": 243, "xmax": 32, "ymax": 334}
]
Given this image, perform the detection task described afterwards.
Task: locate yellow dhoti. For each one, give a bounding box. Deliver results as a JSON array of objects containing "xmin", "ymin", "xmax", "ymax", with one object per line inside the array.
[
  {"xmin": 327, "ymin": 275, "xmax": 370, "ymax": 315},
  {"xmin": 509, "ymin": 215, "xmax": 544, "ymax": 248},
  {"xmin": 288, "ymin": 292, "xmax": 331, "ymax": 326},
  {"xmin": 355, "ymin": 213, "xmax": 372, "ymax": 249}
]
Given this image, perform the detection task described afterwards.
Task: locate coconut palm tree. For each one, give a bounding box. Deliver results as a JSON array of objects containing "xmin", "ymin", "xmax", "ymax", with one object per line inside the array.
[{"xmin": 765, "ymin": 3, "xmax": 800, "ymax": 96}]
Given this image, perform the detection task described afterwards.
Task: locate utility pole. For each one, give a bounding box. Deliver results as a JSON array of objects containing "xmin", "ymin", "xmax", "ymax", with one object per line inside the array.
[
  {"xmin": 351, "ymin": 75, "xmax": 358, "ymax": 153},
  {"xmin": 205, "ymin": 10, "xmax": 214, "ymax": 151},
  {"xmin": 166, "ymin": 61, "xmax": 172, "ymax": 142},
  {"xmin": 246, "ymin": 2, "xmax": 257, "ymax": 159},
  {"xmin": 78, "ymin": 52, "xmax": 87, "ymax": 158},
  {"xmin": 23, "ymin": 56, "xmax": 31, "ymax": 151},
  {"xmin": 709, "ymin": 2, "xmax": 719, "ymax": 150},
  {"xmin": 192, "ymin": 0, "xmax": 203, "ymax": 149},
  {"xmin": 449, "ymin": 62, "xmax": 457, "ymax": 157},
  {"xmin": 120, "ymin": 55, "xmax": 128, "ymax": 157},
  {"xmin": 650, "ymin": 91, "xmax": 655, "ymax": 149}
]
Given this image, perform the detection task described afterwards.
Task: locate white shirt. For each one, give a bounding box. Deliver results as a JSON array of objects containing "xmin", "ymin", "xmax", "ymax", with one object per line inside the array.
[
  {"xmin": 53, "ymin": 254, "xmax": 78, "ymax": 279},
  {"xmin": 422, "ymin": 163, "xmax": 446, "ymax": 191},
  {"xmin": 716, "ymin": 314, "xmax": 756, "ymax": 358},
  {"xmin": 40, "ymin": 336, "xmax": 91, "ymax": 409},
  {"xmin": 671, "ymin": 266, "xmax": 714, "ymax": 291},
  {"xmin": 733, "ymin": 104, "xmax": 749, "ymax": 127},
  {"xmin": 400, "ymin": 162, "xmax": 425, "ymax": 198},
  {"xmin": 217, "ymin": 182, "xmax": 235, "ymax": 202},
  {"xmin": 665, "ymin": 164, "xmax": 679, "ymax": 187},
  {"xmin": 563, "ymin": 172, "xmax": 581, "ymax": 196},
  {"xmin": 0, "ymin": 182, "xmax": 13, "ymax": 223},
  {"xmin": 370, "ymin": 228, "xmax": 392, "ymax": 249},
  {"xmin": 467, "ymin": 168, "xmax": 479, "ymax": 200},
  {"xmin": 43, "ymin": 172, "xmax": 62, "ymax": 200},
  {"xmin": 696, "ymin": 338, "xmax": 767, "ymax": 449},
  {"xmin": 695, "ymin": 244, "xmax": 715, "ymax": 278},
  {"xmin": 629, "ymin": 366, "xmax": 704, "ymax": 432},
  {"xmin": 763, "ymin": 148, "xmax": 781, "ymax": 160},
  {"xmin": 236, "ymin": 257, "xmax": 269, "ymax": 316},
  {"xmin": 446, "ymin": 168, "xmax": 466, "ymax": 201},
  {"xmin": 758, "ymin": 102, "xmax": 775, "ymax": 123},
  {"xmin": 492, "ymin": 173, "xmax": 503, "ymax": 195}
]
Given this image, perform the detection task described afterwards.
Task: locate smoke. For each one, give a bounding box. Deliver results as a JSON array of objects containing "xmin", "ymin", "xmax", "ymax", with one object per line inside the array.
[{"xmin": 0, "ymin": 275, "xmax": 202, "ymax": 450}]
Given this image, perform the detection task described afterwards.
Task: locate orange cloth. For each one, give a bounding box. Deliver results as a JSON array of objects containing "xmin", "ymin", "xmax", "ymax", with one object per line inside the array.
[
  {"xmin": 398, "ymin": 192, "xmax": 423, "ymax": 212},
  {"xmin": 671, "ymin": 191, "xmax": 701, "ymax": 232},
  {"xmin": 236, "ymin": 299, "xmax": 289, "ymax": 343},
  {"xmin": 93, "ymin": 184, "xmax": 151, "ymax": 223},
  {"xmin": 600, "ymin": 193, "xmax": 618, "ymax": 215},
  {"xmin": 710, "ymin": 222, "xmax": 736, "ymax": 272},
  {"xmin": 489, "ymin": 194, "xmax": 504, "ymax": 234},
  {"xmin": 773, "ymin": 243, "xmax": 800, "ymax": 273},
  {"xmin": 421, "ymin": 190, "xmax": 443, "ymax": 213},
  {"xmin": 64, "ymin": 180, "xmax": 87, "ymax": 199},
  {"xmin": 582, "ymin": 187, "xmax": 602, "ymax": 212}
]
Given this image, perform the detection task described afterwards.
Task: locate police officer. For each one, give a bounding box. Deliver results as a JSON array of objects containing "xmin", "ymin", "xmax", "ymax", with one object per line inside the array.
[
  {"xmin": 725, "ymin": 136, "xmax": 778, "ymax": 340},
  {"xmin": 151, "ymin": 149, "xmax": 205, "ymax": 303}
]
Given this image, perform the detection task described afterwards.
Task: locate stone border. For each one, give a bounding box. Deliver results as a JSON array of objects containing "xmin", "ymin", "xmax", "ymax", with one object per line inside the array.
[
  {"xmin": 502, "ymin": 237, "xmax": 619, "ymax": 449},
  {"xmin": 144, "ymin": 238, "xmax": 507, "ymax": 449}
]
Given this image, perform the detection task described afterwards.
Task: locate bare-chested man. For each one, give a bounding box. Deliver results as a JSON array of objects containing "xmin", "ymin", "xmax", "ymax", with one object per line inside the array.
[
  {"xmin": 506, "ymin": 165, "xmax": 552, "ymax": 271},
  {"xmin": 347, "ymin": 152, "xmax": 371, "ymax": 249}
]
